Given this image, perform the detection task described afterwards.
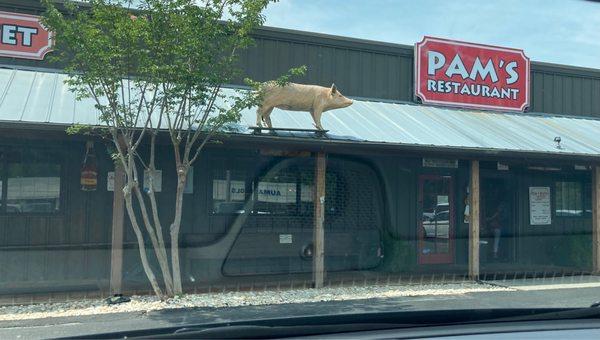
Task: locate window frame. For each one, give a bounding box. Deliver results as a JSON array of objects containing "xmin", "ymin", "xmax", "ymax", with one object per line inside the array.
[
  {"xmin": 0, "ymin": 146, "xmax": 65, "ymax": 216},
  {"xmin": 553, "ymin": 180, "xmax": 585, "ymax": 218}
]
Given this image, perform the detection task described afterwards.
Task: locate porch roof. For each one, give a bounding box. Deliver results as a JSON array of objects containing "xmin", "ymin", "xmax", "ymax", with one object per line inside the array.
[{"xmin": 1, "ymin": 67, "xmax": 600, "ymax": 159}]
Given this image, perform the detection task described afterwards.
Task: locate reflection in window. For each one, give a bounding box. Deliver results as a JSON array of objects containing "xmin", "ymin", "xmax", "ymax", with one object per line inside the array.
[
  {"xmin": 210, "ymin": 162, "xmax": 346, "ymax": 217},
  {"xmin": 255, "ymin": 168, "xmax": 299, "ymax": 215},
  {"xmin": 298, "ymin": 170, "xmax": 343, "ymax": 216},
  {"xmin": 212, "ymin": 170, "xmax": 246, "ymax": 214},
  {"xmin": 6, "ymin": 163, "xmax": 61, "ymax": 213},
  {"xmin": 555, "ymin": 181, "xmax": 583, "ymax": 217},
  {"xmin": 421, "ymin": 177, "xmax": 451, "ymax": 254}
]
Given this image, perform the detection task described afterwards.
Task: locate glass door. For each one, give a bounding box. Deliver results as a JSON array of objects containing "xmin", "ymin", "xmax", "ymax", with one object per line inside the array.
[{"xmin": 418, "ymin": 175, "xmax": 455, "ymax": 264}]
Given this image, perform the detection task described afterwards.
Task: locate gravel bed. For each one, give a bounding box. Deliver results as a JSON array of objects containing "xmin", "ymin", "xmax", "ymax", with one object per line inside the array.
[{"xmin": 0, "ymin": 282, "xmax": 513, "ymax": 321}]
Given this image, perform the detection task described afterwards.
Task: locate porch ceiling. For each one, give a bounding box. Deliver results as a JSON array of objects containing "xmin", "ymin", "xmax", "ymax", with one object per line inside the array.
[{"xmin": 1, "ymin": 67, "xmax": 600, "ymax": 158}]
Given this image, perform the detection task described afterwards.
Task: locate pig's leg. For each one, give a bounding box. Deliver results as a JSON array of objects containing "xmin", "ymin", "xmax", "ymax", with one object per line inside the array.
[
  {"xmin": 264, "ymin": 114, "xmax": 273, "ymax": 128},
  {"xmin": 313, "ymin": 109, "xmax": 324, "ymax": 130},
  {"xmin": 261, "ymin": 106, "xmax": 274, "ymax": 128},
  {"xmin": 256, "ymin": 108, "xmax": 263, "ymax": 127}
]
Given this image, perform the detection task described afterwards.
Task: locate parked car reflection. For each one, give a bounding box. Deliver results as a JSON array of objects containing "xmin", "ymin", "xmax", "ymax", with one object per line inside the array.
[{"xmin": 422, "ymin": 210, "xmax": 450, "ymax": 239}]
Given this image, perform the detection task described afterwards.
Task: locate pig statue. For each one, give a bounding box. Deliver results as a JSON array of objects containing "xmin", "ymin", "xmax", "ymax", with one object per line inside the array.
[{"xmin": 256, "ymin": 82, "xmax": 353, "ymax": 130}]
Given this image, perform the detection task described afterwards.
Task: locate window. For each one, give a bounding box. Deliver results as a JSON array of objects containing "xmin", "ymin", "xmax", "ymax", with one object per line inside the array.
[
  {"xmin": 255, "ymin": 166, "xmax": 300, "ymax": 215},
  {"xmin": 0, "ymin": 148, "xmax": 62, "ymax": 214},
  {"xmin": 254, "ymin": 163, "xmax": 343, "ymax": 216},
  {"xmin": 555, "ymin": 181, "xmax": 583, "ymax": 217},
  {"xmin": 212, "ymin": 169, "xmax": 247, "ymax": 214},
  {"xmin": 210, "ymin": 159, "xmax": 346, "ymax": 217},
  {"xmin": 299, "ymin": 169, "xmax": 345, "ymax": 216}
]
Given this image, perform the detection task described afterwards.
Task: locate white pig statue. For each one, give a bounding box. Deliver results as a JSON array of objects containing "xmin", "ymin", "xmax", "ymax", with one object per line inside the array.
[{"xmin": 256, "ymin": 82, "xmax": 353, "ymax": 130}]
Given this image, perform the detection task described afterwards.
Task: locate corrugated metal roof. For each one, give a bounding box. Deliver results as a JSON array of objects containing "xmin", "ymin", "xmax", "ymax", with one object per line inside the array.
[{"xmin": 1, "ymin": 68, "xmax": 599, "ymax": 157}]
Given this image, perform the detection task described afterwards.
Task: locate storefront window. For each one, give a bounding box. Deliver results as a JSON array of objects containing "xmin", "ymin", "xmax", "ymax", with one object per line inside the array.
[
  {"xmin": 211, "ymin": 160, "xmax": 346, "ymax": 217},
  {"xmin": 212, "ymin": 169, "xmax": 247, "ymax": 214},
  {"xmin": 555, "ymin": 181, "xmax": 583, "ymax": 217},
  {"xmin": 1, "ymin": 148, "xmax": 61, "ymax": 214},
  {"xmin": 418, "ymin": 175, "xmax": 454, "ymax": 265},
  {"xmin": 255, "ymin": 166, "xmax": 299, "ymax": 215}
]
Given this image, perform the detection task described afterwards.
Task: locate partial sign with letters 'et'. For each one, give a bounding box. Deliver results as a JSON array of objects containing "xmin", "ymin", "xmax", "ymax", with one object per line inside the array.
[
  {"xmin": 0, "ymin": 11, "xmax": 53, "ymax": 60},
  {"xmin": 415, "ymin": 36, "xmax": 530, "ymax": 112}
]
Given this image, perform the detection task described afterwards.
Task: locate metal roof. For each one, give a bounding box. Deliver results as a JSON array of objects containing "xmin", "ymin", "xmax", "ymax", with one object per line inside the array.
[{"xmin": 1, "ymin": 68, "xmax": 599, "ymax": 158}]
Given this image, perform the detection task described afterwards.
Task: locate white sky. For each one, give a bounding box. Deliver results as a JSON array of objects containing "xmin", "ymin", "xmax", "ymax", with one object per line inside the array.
[{"xmin": 263, "ymin": 0, "xmax": 600, "ymax": 69}]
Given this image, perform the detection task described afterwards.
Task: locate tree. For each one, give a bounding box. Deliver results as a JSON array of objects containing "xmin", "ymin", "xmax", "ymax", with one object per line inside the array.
[{"xmin": 41, "ymin": 0, "xmax": 286, "ymax": 299}]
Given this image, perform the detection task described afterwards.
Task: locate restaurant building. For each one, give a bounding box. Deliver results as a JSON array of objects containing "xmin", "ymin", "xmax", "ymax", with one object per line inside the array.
[{"xmin": 1, "ymin": 0, "xmax": 600, "ymax": 298}]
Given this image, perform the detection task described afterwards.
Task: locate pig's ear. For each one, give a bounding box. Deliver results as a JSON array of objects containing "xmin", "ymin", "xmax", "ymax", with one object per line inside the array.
[{"xmin": 330, "ymin": 83, "xmax": 338, "ymax": 94}]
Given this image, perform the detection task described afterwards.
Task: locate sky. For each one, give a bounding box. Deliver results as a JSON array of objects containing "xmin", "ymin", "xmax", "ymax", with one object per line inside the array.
[{"xmin": 263, "ymin": 0, "xmax": 600, "ymax": 69}]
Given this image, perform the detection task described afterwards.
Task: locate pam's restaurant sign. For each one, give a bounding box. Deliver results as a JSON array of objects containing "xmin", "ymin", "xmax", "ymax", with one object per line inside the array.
[
  {"xmin": 0, "ymin": 11, "xmax": 53, "ymax": 60},
  {"xmin": 415, "ymin": 36, "xmax": 529, "ymax": 112}
]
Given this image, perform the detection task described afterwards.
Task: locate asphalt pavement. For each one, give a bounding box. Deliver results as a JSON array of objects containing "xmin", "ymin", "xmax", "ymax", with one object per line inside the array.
[{"xmin": 2, "ymin": 278, "xmax": 600, "ymax": 339}]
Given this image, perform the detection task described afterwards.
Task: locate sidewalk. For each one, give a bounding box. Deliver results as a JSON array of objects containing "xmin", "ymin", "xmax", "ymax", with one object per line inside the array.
[
  {"xmin": 485, "ymin": 275, "xmax": 600, "ymax": 291},
  {"xmin": 2, "ymin": 281, "xmax": 600, "ymax": 339}
]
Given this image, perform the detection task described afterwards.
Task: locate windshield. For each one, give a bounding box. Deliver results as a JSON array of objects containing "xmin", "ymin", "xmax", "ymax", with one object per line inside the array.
[{"xmin": 1, "ymin": 0, "xmax": 600, "ymax": 338}]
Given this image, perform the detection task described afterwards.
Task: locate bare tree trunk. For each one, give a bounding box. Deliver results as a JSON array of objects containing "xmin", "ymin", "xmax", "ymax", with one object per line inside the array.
[
  {"xmin": 132, "ymin": 185, "xmax": 175, "ymax": 296},
  {"xmin": 146, "ymin": 134, "xmax": 175, "ymax": 295},
  {"xmin": 170, "ymin": 167, "xmax": 187, "ymax": 295},
  {"xmin": 118, "ymin": 144, "xmax": 170, "ymax": 298},
  {"xmin": 124, "ymin": 187, "xmax": 165, "ymax": 299}
]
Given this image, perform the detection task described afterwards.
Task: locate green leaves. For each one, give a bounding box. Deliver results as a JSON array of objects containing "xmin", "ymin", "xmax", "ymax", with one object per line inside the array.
[
  {"xmin": 42, "ymin": 0, "xmax": 283, "ymax": 298},
  {"xmin": 274, "ymin": 65, "xmax": 308, "ymax": 87},
  {"xmin": 245, "ymin": 65, "xmax": 307, "ymax": 107},
  {"xmin": 41, "ymin": 0, "xmax": 273, "ymax": 137}
]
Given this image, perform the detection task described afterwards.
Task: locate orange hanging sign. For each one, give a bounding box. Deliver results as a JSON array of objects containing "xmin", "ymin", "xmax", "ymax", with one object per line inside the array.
[{"xmin": 81, "ymin": 142, "xmax": 98, "ymax": 191}]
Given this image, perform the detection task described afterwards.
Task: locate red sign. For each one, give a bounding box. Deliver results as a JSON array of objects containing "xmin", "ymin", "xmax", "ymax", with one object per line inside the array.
[
  {"xmin": 415, "ymin": 36, "xmax": 529, "ymax": 112},
  {"xmin": 0, "ymin": 11, "xmax": 53, "ymax": 60}
]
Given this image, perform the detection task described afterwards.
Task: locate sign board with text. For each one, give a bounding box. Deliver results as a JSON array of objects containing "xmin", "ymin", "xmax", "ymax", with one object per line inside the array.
[
  {"xmin": 415, "ymin": 36, "xmax": 529, "ymax": 112},
  {"xmin": 529, "ymin": 186, "xmax": 551, "ymax": 225},
  {"xmin": 0, "ymin": 11, "xmax": 53, "ymax": 60}
]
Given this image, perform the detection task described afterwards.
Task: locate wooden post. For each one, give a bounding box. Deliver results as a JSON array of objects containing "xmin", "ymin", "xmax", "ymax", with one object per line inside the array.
[
  {"xmin": 110, "ymin": 164, "xmax": 125, "ymax": 295},
  {"xmin": 313, "ymin": 152, "xmax": 326, "ymax": 288},
  {"xmin": 469, "ymin": 160, "xmax": 480, "ymax": 280},
  {"xmin": 593, "ymin": 166, "xmax": 600, "ymax": 273}
]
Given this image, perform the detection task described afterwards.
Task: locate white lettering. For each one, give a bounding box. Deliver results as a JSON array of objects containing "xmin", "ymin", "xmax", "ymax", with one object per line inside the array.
[
  {"xmin": 482, "ymin": 85, "xmax": 490, "ymax": 96},
  {"xmin": 426, "ymin": 79, "xmax": 520, "ymax": 100},
  {"xmin": 511, "ymin": 89, "xmax": 519, "ymax": 99},
  {"xmin": 1, "ymin": 24, "xmax": 17, "ymax": 45},
  {"xmin": 437, "ymin": 80, "xmax": 445, "ymax": 91},
  {"xmin": 505, "ymin": 61, "xmax": 519, "ymax": 85},
  {"xmin": 460, "ymin": 84, "xmax": 471, "ymax": 95},
  {"xmin": 427, "ymin": 79, "xmax": 436, "ymax": 91},
  {"xmin": 445, "ymin": 54, "xmax": 469, "ymax": 79},
  {"xmin": 16, "ymin": 26, "xmax": 38, "ymax": 46},
  {"xmin": 427, "ymin": 51, "xmax": 446, "ymax": 75},
  {"xmin": 490, "ymin": 87, "xmax": 500, "ymax": 98},
  {"xmin": 469, "ymin": 57, "xmax": 498, "ymax": 83}
]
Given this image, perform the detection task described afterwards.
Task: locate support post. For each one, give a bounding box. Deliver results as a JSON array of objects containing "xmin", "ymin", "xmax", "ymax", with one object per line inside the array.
[
  {"xmin": 593, "ymin": 166, "xmax": 600, "ymax": 273},
  {"xmin": 110, "ymin": 164, "xmax": 125, "ymax": 295},
  {"xmin": 313, "ymin": 151, "xmax": 326, "ymax": 288},
  {"xmin": 469, "ymin": 160, "xmax": 480, "ymax": 280}
]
